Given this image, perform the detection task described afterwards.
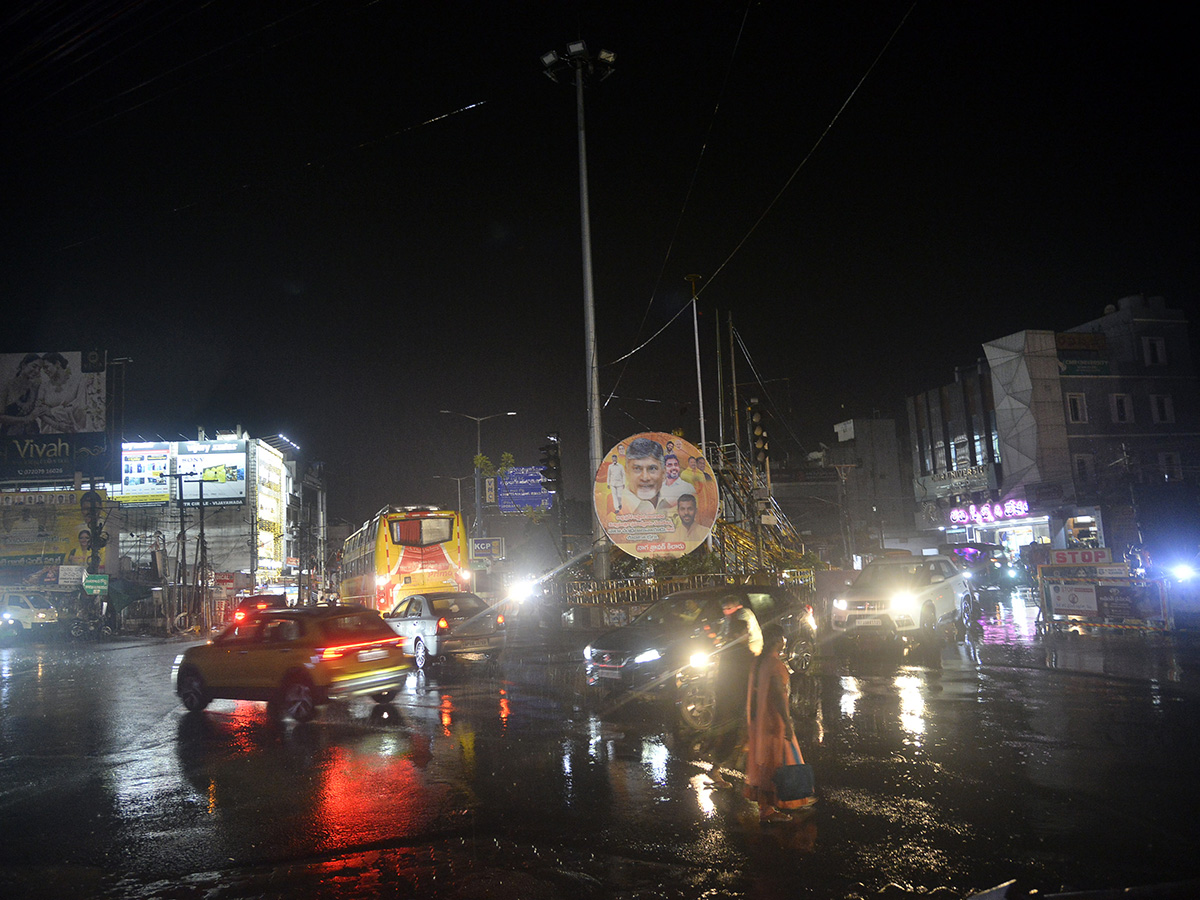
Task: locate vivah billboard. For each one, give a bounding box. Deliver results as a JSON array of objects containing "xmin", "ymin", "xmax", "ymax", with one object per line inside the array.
[
  {"xmin": 0, "ymin": 351, "xmax": 111, "ymax": 482},
  {"xmin": 175, "ymin": 441, "xmax": 247, "ymax": 506},
  {"xmin": 0, "ymin": 489, "xmax": 109, "ymax": 582},
  {"xmin": 594, "ymin": 431, "xmax": 717, "ymax": 559}
]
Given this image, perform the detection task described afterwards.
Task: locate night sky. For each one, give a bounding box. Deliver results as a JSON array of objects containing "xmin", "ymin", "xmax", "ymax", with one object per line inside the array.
[{"xmin": 3, "ymin": 1, "xmax": 1196, "ymax": 525}]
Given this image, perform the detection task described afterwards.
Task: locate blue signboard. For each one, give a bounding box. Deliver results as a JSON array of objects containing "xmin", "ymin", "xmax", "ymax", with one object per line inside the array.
[
  {"xmin": 470, "ymin": 537, "xmax": 506, "ymax": 562},
  {"xmin": 497, "ymin": 466, "xmax": 552, "ymax": 513}
]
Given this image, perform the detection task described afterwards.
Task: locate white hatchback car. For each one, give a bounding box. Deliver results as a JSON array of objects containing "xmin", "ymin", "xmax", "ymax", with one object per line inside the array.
[
  {"xmin": 831, "ymin": 555, "xmax": 974, "ymax": 643},
  {"xmin": 1, "ymin": 591, "xmax": 62, "ymax": 638}
]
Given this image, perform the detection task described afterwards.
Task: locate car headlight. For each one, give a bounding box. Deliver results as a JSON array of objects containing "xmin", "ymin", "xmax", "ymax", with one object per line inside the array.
[
  {"xmin": 633, "ymin": 648, "xmax": 662, "ymax": 664},
  {"xmin": 888, "ymin": 592, "xmax": 917, "ymax": 615},
  {"xmin": 688, "ymin": 651, "xmax": 712, "ymax": 669},
  {"xmin": 584, "ymin": 643, "xmax": 592, "ymax": 662},
  {"xmin": 832, "ymin": 598, "xmax": 847, "ymax": 611},
  {"xmin": 1171, "ymin": 564, "xmax": 1195, "ymax": 582}
]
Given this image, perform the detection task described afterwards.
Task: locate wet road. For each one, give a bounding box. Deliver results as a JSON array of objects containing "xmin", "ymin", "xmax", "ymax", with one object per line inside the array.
[{"xmin": 2, "ymin": 591, "xmax": 1199, "ymax": 899}]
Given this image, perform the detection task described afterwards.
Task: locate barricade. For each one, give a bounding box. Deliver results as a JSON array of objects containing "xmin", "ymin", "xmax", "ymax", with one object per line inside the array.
[{"xmin": 1037, "ymin": 564, "xmax": 1171, "ymax": 634}]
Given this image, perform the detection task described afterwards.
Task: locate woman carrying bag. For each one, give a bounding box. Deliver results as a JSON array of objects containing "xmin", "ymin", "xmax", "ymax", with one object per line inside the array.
[{"xmin": 743, "ymin": 624, "xmax": 817, "ymax": 823}]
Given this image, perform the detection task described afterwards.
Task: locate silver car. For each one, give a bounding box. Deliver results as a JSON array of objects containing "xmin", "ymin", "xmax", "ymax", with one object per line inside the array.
[
  {"xmin": 383, "ymin": 591, "xmax": 506, "ymax": 669},
  {"xmin": 830, "ymin": 555, "xmax": 974, "ymax": 643}
]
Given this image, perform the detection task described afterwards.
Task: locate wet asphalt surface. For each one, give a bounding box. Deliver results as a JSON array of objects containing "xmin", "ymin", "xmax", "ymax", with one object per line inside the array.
[{"xmin": 2, "ymin": 589, "xmax": 1200, "ymax": 900}]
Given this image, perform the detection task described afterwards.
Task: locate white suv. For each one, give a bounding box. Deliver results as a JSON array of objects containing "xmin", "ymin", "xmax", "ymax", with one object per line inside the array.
[
  {"xmin": 831, "ymin": 555, "xmax": 973, "ymax": 643},
  {"xmin": 1, "ymin": 591, "xmax": 62, "ymax": 638}
]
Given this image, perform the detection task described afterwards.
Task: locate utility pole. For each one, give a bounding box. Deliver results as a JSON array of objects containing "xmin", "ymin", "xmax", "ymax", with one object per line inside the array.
[
  {"xmin": 541, "ymin": 41, "xmax": 614, "ymax": 581},
  {"xmin": 185, "ymin": 477, "xmax": 211, "ymax": 631}
]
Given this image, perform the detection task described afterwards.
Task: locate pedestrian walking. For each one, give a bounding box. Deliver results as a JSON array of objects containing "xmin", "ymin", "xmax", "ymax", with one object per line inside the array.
[
  {"xmin": 743, "ymin": 623, "xmax": 816, "ymax": 822},
  {"xmin": 705, "ymin": 616, "xmax": 753, "ymax": 788}
]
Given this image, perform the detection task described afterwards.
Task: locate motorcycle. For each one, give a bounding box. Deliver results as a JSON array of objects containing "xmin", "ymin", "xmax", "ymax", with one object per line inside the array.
[
  {"xmin": 675, "ymin": 641, "xmax": 720, "ymax": 733},
  {"xmin": 70, "ymin": 616, "xmax": 113, "ymax": 641},
  {"xmin": 675, "ymin": 605, "xmax": 819, "ymax": 734}
]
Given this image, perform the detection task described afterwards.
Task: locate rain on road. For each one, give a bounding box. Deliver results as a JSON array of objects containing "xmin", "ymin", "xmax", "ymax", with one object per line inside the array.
[{"xmin": 2, "ymin": 591, "xmax": 1199, "ymax": 899}]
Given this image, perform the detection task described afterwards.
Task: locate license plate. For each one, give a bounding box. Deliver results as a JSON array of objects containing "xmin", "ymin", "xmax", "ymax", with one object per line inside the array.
[
  {"xmin": 459, "ymin": 638, "xmax": 487, "ymax": 648},
  {"xmin": 596, "ymin": 668, "xmax": 623, "ymax": 680},
  {"xmin": 854, "ymin": 618, "xmax": 882, "ymax": 627},
  {"xmin": 357, "ymin": 648, "xmax": 387, "ymax": 662}
]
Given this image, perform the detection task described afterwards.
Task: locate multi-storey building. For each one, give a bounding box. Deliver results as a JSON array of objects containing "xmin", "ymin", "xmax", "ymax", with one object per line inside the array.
[{"xmin": 906, "ymin": 295, "xmax": 1199, "ymax": 563}]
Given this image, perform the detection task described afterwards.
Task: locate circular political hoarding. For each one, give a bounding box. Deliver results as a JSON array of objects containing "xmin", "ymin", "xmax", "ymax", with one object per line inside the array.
[{"xmin": 593, "ymin": 432, "xmax": 718, "ymax": 559}]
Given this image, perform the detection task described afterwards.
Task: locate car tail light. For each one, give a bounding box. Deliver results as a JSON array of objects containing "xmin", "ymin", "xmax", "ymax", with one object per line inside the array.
[
  {"xmin": 317, "ymin": 637, "xmax": 403, "ymax": 661},
  {"xmin": 495, "ymin": 613, "xmax": 505, "ymax": 627},
  {"xmin": 436, "ymin": 617, "xmax": 450, "ymax": 633},
  {"xmin": 234, "ymin": 610, "xmax": 247, "ymax": 622}
]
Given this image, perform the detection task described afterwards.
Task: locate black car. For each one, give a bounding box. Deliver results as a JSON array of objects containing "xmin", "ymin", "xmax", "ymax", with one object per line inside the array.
[
  {"xmin": 583, "ymin": 584, "xmax": 817, "ymax": 723},
  {"xmin": 229, "ymin": 593, "xmax": 288, "ymax": 624}
]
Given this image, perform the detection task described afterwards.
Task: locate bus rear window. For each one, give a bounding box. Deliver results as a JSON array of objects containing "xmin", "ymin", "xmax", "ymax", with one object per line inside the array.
[{"xmin": 390, "ymin": 517, "xmax": 453, "ymax": 547}]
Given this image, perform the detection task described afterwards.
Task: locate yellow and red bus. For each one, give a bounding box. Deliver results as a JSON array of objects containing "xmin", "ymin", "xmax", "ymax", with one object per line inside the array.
[{"xmin": 339, "ymin": 506, "xmax": 469, "ymax": 612}]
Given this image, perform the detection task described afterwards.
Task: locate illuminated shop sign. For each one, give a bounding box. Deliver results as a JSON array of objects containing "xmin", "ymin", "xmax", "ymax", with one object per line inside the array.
[{"xmin": 950, "ymin": 499, "xmax": 1031, "ymax": 525}]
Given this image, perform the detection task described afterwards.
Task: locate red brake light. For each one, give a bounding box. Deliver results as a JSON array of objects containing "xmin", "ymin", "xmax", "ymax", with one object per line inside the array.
[
  {"xmin": 495, "ymin": 613, "xmax": 505, "ymax": 627},
  {"xmin": 436, "ymin": 617, "xmax": 450, "ymax": 633},
  {"xmin": 317, "ymin": 636, "xmax": 401, "ymax": 661},
  {"xmin": 234, "ymin": 610, "xmax": 246, "ymax": 622}
]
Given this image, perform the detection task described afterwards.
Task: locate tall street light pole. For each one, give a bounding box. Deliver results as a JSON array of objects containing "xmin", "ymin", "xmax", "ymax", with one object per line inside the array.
[
  {"xmin": 439, "ymin": 409, "xmax": 516, "ymax": 538},
  {"xmin": 432, "ymin": 474, "xmax": 471, "ymax": 519},
  {"xmin": 541, "ymin": 41, "xmax": 614, "ymax": 580}
]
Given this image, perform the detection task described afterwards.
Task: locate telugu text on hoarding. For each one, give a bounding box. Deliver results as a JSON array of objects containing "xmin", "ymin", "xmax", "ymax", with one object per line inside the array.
[
  {"xmin": 594, "ymin": 432, "xmax": 717, "ymax": 560},
  {"xmin": 175, "ymin": 441, "xmax": 247, "ymax": 506},
  {"xmin": 0, "ymin": 351, "xmax": 110, "ymax": 483},
  {"xmin": 0, "ymin": 489, "xmax": 109, "ymax": 582}
]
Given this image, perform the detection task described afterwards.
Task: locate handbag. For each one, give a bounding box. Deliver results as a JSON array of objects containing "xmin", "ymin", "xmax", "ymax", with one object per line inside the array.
[{"xmin": 772, "ymin": 738, "xmax": 815, "ymax": 807}]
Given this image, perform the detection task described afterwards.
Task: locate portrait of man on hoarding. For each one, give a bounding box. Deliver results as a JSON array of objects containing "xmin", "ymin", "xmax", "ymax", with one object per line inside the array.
[{"xmin": 593, "ymin": 432, "xmax": 717, "ymax": 560}]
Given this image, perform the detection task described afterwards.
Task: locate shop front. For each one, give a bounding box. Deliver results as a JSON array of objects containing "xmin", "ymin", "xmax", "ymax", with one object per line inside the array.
[{"xmin": 946, "ymin": 498, "xmax": 1052, "ymax": 559}]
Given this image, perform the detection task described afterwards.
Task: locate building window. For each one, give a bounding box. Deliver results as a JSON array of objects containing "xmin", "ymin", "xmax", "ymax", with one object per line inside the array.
[
  {"xmin": 1159, "ymin": 452, "xmax": 1183, "ymax": 482},
  {"xmin": 1150, "ymin": 394, "xmax": 1175, "ymax": 424},
  {"xmin": 1142, "ymin": 336, "xmax": 1167, "ymax": 367},
  {"xmin": 1066, "ymin": 393, "xmax": 1088, "ymax": 424},
  {"xmin": 1074, "ymin": 454, "xmax": 1095, "ymax": 484},
  {"xmin": 1109, "ymin": 394, "xmax": 1133, "ymax": 424}
]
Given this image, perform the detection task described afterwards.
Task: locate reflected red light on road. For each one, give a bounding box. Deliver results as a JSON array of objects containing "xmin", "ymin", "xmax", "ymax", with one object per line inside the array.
[
  {"xmin": 439, "ymin": 694, "xmax": 454, "ymax": 734},
  {"xmin": 310, "ymin": 746, "xmax": 425, "ymax": 849},
  {"xmin": 498, "ymin": 688, "xmax": 510, "ymax": 727}
]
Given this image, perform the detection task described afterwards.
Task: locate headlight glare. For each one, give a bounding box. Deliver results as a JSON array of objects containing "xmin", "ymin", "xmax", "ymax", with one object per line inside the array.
[
  {"xmin": 633, "ymin": 648, "xmax": 662, "ymax": 664},
  {"xmin": 833, "ymin": 598, "xmax": 848, "ymax": 611},
  {"xmin": 889, "ymin": 592, "xmax": 917, "ymax": 615},
  {"xmin": 688, "ymin": 651, "xmax": 711, "ymax": 669}
]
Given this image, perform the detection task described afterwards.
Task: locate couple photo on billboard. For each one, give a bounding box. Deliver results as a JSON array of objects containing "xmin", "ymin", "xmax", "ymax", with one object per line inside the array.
[{"xmin": 594, "ymin": 432, "xmax": 717, "ymax": 560}]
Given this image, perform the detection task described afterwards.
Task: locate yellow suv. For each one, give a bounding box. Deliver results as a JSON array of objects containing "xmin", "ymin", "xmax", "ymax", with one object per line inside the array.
[{"xmin": 173, "ymin": 605, "xmax": 411, "ymax": 721}]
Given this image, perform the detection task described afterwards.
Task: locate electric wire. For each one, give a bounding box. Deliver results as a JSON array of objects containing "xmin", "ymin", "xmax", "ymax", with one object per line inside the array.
[
  {"xmin": 699, "ymin": 1, "xmax": 918, "ymax": 297},
  {"xmin": 604, "ymin": 0, "xmax": 918, "ymax": 381},
  {"xmin": 603, "ymin": 3, "xmax": 752, "ymax": 396}
]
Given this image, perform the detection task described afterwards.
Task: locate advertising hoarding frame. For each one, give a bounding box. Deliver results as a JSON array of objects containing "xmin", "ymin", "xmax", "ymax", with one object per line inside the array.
[
  {"xmin": 0, "ymin": 350, "xmax": 113, "ymax": 484},
  {"xmin": 594, "ymin": 431, "xmax": 717, "ymax": 560}
]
